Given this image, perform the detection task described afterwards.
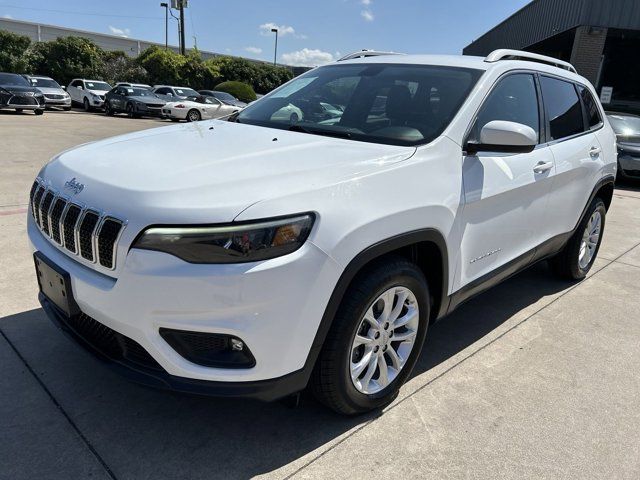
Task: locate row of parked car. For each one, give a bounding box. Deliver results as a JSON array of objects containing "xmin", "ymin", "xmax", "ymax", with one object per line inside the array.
[{"xmin": 0, "ymin": 72, "xmax": 247, "ymax": 122}]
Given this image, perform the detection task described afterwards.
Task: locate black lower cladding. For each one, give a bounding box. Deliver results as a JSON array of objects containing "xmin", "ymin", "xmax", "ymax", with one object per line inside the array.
[{"xmin": 39, "ymin": 294, "xmax": 306, "ymax": 401}]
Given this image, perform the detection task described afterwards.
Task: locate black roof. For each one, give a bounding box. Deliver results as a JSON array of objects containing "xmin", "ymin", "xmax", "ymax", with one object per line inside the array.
[{"xmin": 464, "ymin": 0, "xmax": 640, "ymax": 56}]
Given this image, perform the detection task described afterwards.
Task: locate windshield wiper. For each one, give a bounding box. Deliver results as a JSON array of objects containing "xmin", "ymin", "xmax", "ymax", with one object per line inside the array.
[{"xmin": 288, "ymin": 124, "xmax": 352, "ymax": 139}]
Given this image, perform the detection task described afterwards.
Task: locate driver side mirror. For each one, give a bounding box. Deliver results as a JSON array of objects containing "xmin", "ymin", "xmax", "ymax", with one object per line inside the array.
[
  {"xmin": 77, "ymin": 86, "xmax": 83, "ymax": 91},
  {"xmin": 465, "ymin": 120, "xmax": 537, "ymax": 155},
  {"xmin": 62, "ymin": 86, "xmax": 66, "ymax": 91}
]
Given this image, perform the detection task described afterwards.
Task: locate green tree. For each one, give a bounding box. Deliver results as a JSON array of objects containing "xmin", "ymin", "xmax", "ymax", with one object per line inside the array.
[
  {"xmin": 102, "ymin": 51, "xmax": 149, "ymax": 85},
  {"xmin": 137, "ymin": 46, "xmax": 184, "ymax": 86},
  {"xmin": 27, "ymin": 36, "xmax": 105, "ymax": 85},
  {"xmin": 0, "ymin": 30, "xmax": 31, "ymax": 73}
]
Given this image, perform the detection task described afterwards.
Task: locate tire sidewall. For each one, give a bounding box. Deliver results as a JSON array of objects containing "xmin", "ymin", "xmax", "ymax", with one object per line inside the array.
[
  {"xmin": 336, "ymin": 268, "xmax": 430, "ymax": 412},
  {"xmin": 187, "ymin": 109, "xmax": 200, "ymax": 122},
  {"xmin": 570, "ymin": 199, "xmax": 606, "ymax": 279}
]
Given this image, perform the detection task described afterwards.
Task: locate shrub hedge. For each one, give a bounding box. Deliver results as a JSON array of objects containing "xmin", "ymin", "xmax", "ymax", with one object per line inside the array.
[{"xmin": 214, "ymin": 81, "xmax": 257, "ymax": 103}]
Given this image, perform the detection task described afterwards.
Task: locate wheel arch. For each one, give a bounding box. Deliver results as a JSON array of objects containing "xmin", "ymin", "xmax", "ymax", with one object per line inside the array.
[
  {"xmin": 302, "ymin": 228, "xmax": 450, "ymax": 382},
  {"xmin": 595, "ymin": 177, "xmax": 615, "ymax": 211}
]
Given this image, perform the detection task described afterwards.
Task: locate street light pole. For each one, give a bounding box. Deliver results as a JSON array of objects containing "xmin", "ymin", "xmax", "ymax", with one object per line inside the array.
[
  {"xmin": 179, "ymin": 0, "xmax": 186, "ymax": 55},
  {"xmin": 271, "ymin": 28, "xmax": 278, "ymax": 66},
  {"xmin": 160, "ymin": 3, "xmax": 168, "ymax": 50}
]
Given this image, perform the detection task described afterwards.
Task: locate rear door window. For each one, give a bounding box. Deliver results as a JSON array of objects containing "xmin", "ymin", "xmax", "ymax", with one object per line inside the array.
[
  {"xmin": 540, "ymin": 76, "xmax": 585, "ymax": 141},
  {"xmin": 578, "ymin": 85, "xmax": 603, "ymax": 130}
]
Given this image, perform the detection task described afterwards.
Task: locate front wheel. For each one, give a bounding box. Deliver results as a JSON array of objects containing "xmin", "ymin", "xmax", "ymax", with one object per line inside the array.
[
  {"xmin": 34, "ymin": 109, "xmax": 44, "ymax": 115},
  {"xmin": 83, "ymin": 98, "xmax": 91, "ymax": 112},
  {"xmin": 550, "ymin": 197, "xmax": 606, "ymax": 280},
  {"xmin": 186, "ymin": 109, "xmax": 201, "ymax": 122},
  {"xmin": 311, "ymin": 256, "xmax": 430, "ymax": 415},
  {"xmin": 105, "ymin": 102, "xmax": 114, "ymax": 116}
]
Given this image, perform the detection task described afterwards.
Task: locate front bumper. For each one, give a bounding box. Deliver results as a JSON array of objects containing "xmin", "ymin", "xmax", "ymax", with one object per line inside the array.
[
  {"xmin": 161, "ymin": 108, "xmax": 187, "ymax": 120},
  {"xmin": 135, "ymin": 104, "xmax": 164, "ymax": 117},
  {"xmin": 39, "ymin": 293, "xmax": 308, "ymax": 400},
  {"xmin": 44, "ymin": 97, "xmax": 71, "ymax": 107},
  {"xmin": 618, "ymin": 146, "xmax": 640, "ymax": 177},
  {"xmin": 28, "ymin": 215, "xmax": 341, "ymax": 398}
]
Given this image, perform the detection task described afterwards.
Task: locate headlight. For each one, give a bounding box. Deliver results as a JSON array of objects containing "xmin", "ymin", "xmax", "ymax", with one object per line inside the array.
[{"xmin": 132, "ymin": 213, "xmax": 315, "ymax": 264}]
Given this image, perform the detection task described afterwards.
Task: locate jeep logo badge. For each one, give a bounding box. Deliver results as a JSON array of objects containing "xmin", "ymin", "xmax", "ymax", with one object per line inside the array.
[{"xmin": 64, "ymin": 177, "xmax": 84, "ymax": 195}]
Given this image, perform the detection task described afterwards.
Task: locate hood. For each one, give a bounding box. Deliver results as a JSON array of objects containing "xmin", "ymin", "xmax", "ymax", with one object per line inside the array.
[
  {"xmin": 2, "ymin": 85, "xmax": 40, "ymax": 95},
  {"xmin": 129, "ymin": 95, "xmax": 163, "ymax": 104},
  {"xmin": 165, "ymin": 100, "xmax": 198, "ymax": 107},
  {"xmin": 87, "ymin": 89, "xmax": 109, "ymax": 96},
  {"xmin": 39, "ymin": 120, "xmax": 416, "ymax": 224},
  {"xmin": 37, "ymin": 87, "xmax": 66, "ymax": 95}
]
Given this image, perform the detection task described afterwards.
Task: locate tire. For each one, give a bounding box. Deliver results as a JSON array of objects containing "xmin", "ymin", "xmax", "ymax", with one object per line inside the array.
[
  {"xmin": 550, "ymin": 197, "xmax": 606, "ymax": 280},
  {"xmin": 186, "ymin": 109, "xmax": 201, "ymax": 122},
  {"xmin": 34, "ymin": 109, "xmax": 44, "ymax": 115},
  {"xmin": 63, "ymin": 107, "xmax": 71, "ymax": 111},
  {"xmin": 126, "ymin": 103, "xmax": 135, "ymax": 118},
  {"xmin": 311, "ymin": 256, "xmax": 430, "ymax": 415},
  {"xmin": 15, "ymin": 108, "xmax": 23, "ymax": 113},
  {"xmin": 83, "ymin": 98, "xmax": 91, "ymax": 112},
  {"xmin": 105, "ymin": 102, "xmax": 114, "ymax": 116},
  {"xmin": 170, "ymin": 118, "xmax": 180, "ymax": 122}
]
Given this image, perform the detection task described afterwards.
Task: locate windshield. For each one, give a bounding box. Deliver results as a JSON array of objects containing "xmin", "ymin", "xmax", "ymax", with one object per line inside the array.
[
  {"xmin": 0, "ymin": 73, "xmax": 30, "ymax": 86},
  {"xmin": 213, "ymin": 91, "xmax": 237, "ymax": 102},
  {"xmin": 175, "ymin": 88, "xmax": 199, "ymax": 97},
  {"xmin": 127, "ymin": 87, "xmax": 156, "ymax": 97},
  {"xmin": 85, "ymin": 81, "xmax": 112, "ymax": 91},
  {"xmin": 30, "ymin": 77, "xmax": 61, "ymax": 88},
  {"xmin": 607, "ymin": 113, "xmax": 640, "ymax": 137},
  {"xmin": 236, "ymin": 63, "xmax": 482, "ymax": 146}
]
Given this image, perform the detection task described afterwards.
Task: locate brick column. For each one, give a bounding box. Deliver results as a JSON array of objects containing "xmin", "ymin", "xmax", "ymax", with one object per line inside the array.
[{"xmin": 570, "ymin": 26, "xmax": 608, "ymax": 85}]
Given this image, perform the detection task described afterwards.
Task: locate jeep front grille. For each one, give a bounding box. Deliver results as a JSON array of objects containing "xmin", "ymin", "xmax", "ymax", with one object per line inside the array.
[{"xmin": 29, "ymin": 179, "xmax": 125, "ymax": 270}]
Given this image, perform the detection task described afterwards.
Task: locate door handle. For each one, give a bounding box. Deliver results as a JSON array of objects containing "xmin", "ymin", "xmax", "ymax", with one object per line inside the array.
[
  {"xmin": 589, "ymin": 146, "xmax": 601, "ymax": 157},
  {"xmin": 533, "ymin": 161, "xmax": 553, "ymax": 174}
]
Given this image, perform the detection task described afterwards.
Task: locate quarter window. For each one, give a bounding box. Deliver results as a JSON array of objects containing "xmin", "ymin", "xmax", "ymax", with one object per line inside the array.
[
  {"xmin": 578, "ymin": 85, "xmax": 603, "ymax": 129},
  {"xmin": 472, "ymin": 74, "xmax": 540, "ymax": 143},
  {"xmin": 540, "ymin": 76, "xmax": 585, "ymax": 140}
]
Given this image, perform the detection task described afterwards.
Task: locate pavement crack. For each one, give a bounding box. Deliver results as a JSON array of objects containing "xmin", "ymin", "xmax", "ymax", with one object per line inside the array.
[{"xmin": 0, "ymin": 328, "xmax": 118, "ymax": 480}]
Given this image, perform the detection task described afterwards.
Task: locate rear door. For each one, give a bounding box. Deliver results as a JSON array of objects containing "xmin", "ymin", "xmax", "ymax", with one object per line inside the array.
[
  {"xmin": 68, "ymin": 80, "xmax": 81, "ymax": 103},
  {"xmin": 457, "ymin": 72, "xmax": 556, "ymax": 289},
  {"xmin": 540, "ymin": 76, "xmax": 605, "ymax": 237}
]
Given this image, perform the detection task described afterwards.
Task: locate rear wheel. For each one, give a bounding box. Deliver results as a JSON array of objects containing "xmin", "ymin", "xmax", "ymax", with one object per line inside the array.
[
  {"xmin": 311, "ymin": 256, "xmax": 430, "ymax": 415},
  {"xmin": 63, "ymin": 106, "xmax": 72, "ymax": 111},
  {"xmin": 550, "ymin": 197, "xmax": 606, "ymax": 280},
  {"xmin": 186, "ymin": 109, "xmax": 201, "ymax": 122},
  {"xmin": 15, "ymin": 108, "xmax": 23, "ymax": 113}
]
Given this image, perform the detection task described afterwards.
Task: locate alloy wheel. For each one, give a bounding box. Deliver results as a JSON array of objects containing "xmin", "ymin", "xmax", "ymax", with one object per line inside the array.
[
  {"xmin": 349, "ymin": 286, "xmax": 419, "ymax": 395},
  {"xmin": 578, "ymin": 210, "xmax": 601, "ymax": 269}
]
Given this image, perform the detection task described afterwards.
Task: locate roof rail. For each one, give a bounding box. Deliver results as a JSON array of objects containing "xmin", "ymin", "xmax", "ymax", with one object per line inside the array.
[
  {"xmin": 337, "ymin": 50, "xmax": 405, "ymax": 62},
  {"xmin": 484, "ymin": 49, "xmax": 577, "ymax": 74}
]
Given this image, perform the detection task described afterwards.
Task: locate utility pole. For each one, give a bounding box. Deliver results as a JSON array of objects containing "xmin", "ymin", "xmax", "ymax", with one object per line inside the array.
[
  {"xmin": 271, "ymin": 27, "xmax": 278, "ymax": 66},
  {"xmin": 160, "ymin": 3, "xmax": 168, "ymax": 50},
  {"xmin": 179, "ymin": 0, "xmax": 186, "ymax": 55}
]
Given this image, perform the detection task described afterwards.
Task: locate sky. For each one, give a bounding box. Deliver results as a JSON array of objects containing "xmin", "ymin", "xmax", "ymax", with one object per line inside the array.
[{"xmin": 0, "ymin": 0, "xmax": 531, "ymax": 66}]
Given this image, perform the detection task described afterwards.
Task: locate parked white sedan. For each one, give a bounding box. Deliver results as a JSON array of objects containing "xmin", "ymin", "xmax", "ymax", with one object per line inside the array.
[{"xmin": 162, "ymin": 95, "xmax": 242, "ymax": 122}]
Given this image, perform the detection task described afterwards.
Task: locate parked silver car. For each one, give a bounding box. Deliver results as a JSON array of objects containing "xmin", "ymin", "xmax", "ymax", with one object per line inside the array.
[
  {"xmin": 607, "ymin": 112, "xmax": 640, "ymax": 179},
  {"xmin": 25, "ymin": 75, "xmax": 71, "ymax": 110}
]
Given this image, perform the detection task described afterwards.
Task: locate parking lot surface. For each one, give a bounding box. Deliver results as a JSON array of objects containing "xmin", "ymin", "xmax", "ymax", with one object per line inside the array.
[{"xmin": 1, "ymin": 110, "xmax": 640, "ymax": 480}]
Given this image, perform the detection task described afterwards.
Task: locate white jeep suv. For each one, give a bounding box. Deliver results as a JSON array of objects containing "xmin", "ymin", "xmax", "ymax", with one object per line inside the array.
[{"xmin": 29, "ymin": 50, "xmax": 616, "ymax": 414}]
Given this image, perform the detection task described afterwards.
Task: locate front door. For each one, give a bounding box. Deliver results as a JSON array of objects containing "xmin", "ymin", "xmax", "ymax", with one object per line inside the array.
[{"xmin": 455, "ymin": 73, "xmax": 556, "ymax": 290}]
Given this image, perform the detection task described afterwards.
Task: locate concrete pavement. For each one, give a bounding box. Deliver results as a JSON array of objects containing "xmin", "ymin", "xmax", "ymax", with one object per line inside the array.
[{"xmin": 1, "ymin": 110, "xmax": 639, "ymax": 479}]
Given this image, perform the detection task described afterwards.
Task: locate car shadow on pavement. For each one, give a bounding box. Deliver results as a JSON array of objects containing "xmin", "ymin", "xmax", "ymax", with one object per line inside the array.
[{"xmin": 0, "ymin": 261, "xmax": 574, "ymax": 479}]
